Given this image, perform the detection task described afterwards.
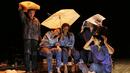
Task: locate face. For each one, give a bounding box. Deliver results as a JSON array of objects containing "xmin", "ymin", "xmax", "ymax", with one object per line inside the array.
[
  {"xmin": 28, "ymin": 10, "xmax": 36, "ymax": 19},
  {"xmin": 63, "ymin": 26, "xmax": 69, "ymax": 33},
  {"xmin": 53, "ymin": 28, "xmax": 60, "ymax": 36}
]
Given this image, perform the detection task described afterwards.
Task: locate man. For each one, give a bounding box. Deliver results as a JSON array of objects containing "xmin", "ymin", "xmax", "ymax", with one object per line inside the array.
[
  {"xmin": 40, "ymin": 28, "xmax": 62, "ymax": 73},
  {"xmin": 18, "ymin": 3, "xmax": 41, "ymax": 73}
]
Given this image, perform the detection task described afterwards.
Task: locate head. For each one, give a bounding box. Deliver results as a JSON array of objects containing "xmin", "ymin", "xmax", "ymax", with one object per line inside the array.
[
  {"xmin": 61, "ymin": 23, "xmax": 70, "ymax": 33},
  {"xmin": 52, "ymin": 28, "xmax": 61, "ymax": 36},
  {"xmin": 93, "ymin": 35, "xmax": 104, "ymax": 46},
  {"xmin": 27, "ymin": 9, "xmax": 36, "ymax": 19}
]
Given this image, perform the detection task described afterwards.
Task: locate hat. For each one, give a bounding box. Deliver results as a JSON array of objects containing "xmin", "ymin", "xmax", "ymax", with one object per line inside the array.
[
  {"xmin": 86, "ymin": 14, "xmax": 106, "ymax": 26},
  {"xmin": 19, "ymin": 1, "xmax": 40, "ymax": 10}
]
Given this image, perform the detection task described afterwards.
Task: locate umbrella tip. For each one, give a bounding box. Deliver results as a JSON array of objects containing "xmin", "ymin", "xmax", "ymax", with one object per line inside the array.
[{"xmin": 47, "ymin": 13, "xmax": 51, "ymax": 16}]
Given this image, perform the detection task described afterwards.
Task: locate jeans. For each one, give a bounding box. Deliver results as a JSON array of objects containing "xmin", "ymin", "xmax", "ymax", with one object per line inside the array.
[
  {"xmin": 24, "ymin": 39, "xmax": 39, "ymax": 72},
  {"xmin": 90, "ymin": 63, "xmax": 112, "ymax": 73},
  {"xmin": 80, "ymin": 49, "xmax": 93, "ymax": 64},
  {"xmin": 62, "ymin": 48, "xmax": 80, "ymax": 64},
  {"xmin": 41, "ymin": 50, "xmax": 62, "ymax": 73}
]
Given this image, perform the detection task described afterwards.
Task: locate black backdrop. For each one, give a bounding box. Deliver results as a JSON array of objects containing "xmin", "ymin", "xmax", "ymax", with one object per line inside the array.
[{"xmin": 0, "ymin": 0, "xmax": 130, "ymax": 64}]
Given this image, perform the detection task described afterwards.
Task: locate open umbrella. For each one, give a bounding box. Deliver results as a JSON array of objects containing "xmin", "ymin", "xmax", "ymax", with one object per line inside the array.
[
  {"xmin": 41, "ymin": 9, "xmax": 80, "ymax": 29},
  {"xmin": 19, "ymin": 1, "xmax": 40, "ymax": 10}
]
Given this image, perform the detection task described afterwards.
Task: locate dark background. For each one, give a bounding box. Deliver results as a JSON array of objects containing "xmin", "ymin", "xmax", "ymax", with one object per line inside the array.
[{"xmin": 0, "ymin": 0, "xmax": 130, "ymax": 64}]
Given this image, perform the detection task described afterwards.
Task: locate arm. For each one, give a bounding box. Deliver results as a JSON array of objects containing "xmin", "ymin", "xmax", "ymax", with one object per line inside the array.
[
  {"xmin": 83, "ymin": 36, "xmax": 94, "ymax": 50},
  {"xmin": 102, "ymin": 35, "xmax": 114, "ymax": 54},
  {"xmin": 39, "ymin": 32, "xmax": 49, "ymax": 47},
  {"xmin": 69, "ymin": 33, "xmax": 75, "ymax": 49},
  {"xmin": 37, "ymin": 19, "xmax": 42, "ymax": 42},
  {"xmin": 18, "ymin": 4, "xmax": 27, "ymax": 24}
]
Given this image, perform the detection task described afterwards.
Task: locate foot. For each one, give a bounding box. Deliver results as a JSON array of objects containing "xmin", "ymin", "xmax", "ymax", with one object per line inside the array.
[
  {"xmin": 71, "ymin": 64, "xmax": 76, "ymax": 72},
  {"xmin": 57, "ymin": 67, "xmax": 61, "ymax": 73},
  {"xmin": 49, "ymin": 71, "xmax": 53, "ymax": 73},
  {"xmin": 64, "ymin": 65, "xmax": 68, "ymax": 73},
  {"xmin": 88, "ymin": 71, "xmax": 96, "ymax": 73}
]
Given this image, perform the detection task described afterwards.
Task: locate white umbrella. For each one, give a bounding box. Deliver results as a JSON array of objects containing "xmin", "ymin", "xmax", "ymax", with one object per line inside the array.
[{"xmin": 41, "ymin": 9, "xmax": 80, "ymax": 29}]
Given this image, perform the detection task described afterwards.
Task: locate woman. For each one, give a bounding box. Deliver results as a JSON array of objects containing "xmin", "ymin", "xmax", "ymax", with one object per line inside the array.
[
  {"xmin": 59, "ymin": 23, "xmax": 80, "ymax": 73},
  {"xmin": 39, "ymin": 28, "xmax": 62, "ymax": 73},
  {"xmin": 84, "ymin": 35, "xmax": 114, "ymax": 73}
]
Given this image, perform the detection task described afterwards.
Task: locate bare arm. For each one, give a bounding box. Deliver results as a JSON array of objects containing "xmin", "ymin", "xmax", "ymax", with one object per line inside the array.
[
  {"xmin": 102, "ymin": 35, "xmax": 115, "ymax": 54},
  {"xmin": 83, "ymin": 36, "xmax": 93, "ymax": 50}
]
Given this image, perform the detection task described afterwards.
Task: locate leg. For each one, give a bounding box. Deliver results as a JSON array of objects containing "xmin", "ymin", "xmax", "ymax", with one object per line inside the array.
[
  {"xmin": 47, "ymin": 52, "xmax": 53, "ymax": 73},
  {"xmin": 78, "ymin": 63, "xmax": 89, "ymax": 73},
  {"xmin": 40, "ymin": 47, "xmax": 53, "ymax": 73},
  {"xmin": 103, "ymin": 64, "xmax": 112, "ymax": 73},
  {"xmin": 71, "ymin": 49, "xmax": 80, "ymax": 72},
  {"xmin": 90, "ymin": 63, "xmax": 103, "ymax": 73},
  {"xmin": 31, "ymin": 40, "xmax": 39, "ymax": 73},
  {"xmin": 24, "ymin": 40, "xmax": 31, "ymax": 73},
  {"xmin": 55, "ymin": 51, "xmax": 62, "ymax": 73},
  {"xmin": 62, "ymin": 48, "xmax": 69, "ymax": 73},
  {"xmin": 80, "ymin": 49, "xmax": 89, "ymax": 64}
]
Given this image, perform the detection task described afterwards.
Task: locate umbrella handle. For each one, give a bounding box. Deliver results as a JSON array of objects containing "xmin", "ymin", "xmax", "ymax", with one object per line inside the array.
[{"xmin": 59, "ymin": 15, "xmax": 62, "ymax": 27}]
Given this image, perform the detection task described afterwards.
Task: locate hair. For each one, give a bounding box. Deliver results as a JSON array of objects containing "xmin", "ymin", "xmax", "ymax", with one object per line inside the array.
[
  {"xmin": 61, "ymin": 23, "xmax": 71, "ymax": 39},
  {"xmin": 27, "ymin": 9, "xmax": 36, "ymax": 13},
  {"xmin": 93, "ymin": 35, "xmax": 104, "ymax": 46},
  {"xmin": 61, "ymin": 23, "xmax": 70, "ymax": 30}
]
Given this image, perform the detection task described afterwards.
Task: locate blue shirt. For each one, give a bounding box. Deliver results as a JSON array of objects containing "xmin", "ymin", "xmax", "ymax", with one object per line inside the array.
[
  {"xmin": 40, "ymin": 31, "xmax": 59, "ymax": 48},
  {"xmin": 82, "ymin": 28, "xmax": 96, "ymax": 42},
  {"xmin": 59, "ymin": 32, "xmax": 75, "ymax": 49},
  {"xmin": 90, "ymin": 45, "xmax": 112, "ymax": 65}
]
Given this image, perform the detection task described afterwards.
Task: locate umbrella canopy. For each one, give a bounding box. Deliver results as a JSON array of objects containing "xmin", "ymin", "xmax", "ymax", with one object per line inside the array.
[
  {"xmin": 41, "ymin": 9, "xmax": 80, "ymax": 29},
  {"xmin": 19, "ymin": 1, "xmax": 40, "ymax": 10}
]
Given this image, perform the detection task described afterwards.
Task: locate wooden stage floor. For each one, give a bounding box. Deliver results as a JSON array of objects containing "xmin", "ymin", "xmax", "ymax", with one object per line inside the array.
[{"xmin": 0, "ymin": 59, "xmax": 130, "ymax": 73}]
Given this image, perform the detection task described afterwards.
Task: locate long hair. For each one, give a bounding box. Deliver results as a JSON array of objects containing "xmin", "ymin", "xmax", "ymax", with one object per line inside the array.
[{"xmin": 61, "ymin": 23, "xmax": 71, "ymax": 39}]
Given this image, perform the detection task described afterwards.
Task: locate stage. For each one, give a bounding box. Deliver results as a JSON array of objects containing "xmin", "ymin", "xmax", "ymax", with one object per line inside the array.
[{"xmin": 0, "ymin": 59, "xmax": 130, "ymax": 73}]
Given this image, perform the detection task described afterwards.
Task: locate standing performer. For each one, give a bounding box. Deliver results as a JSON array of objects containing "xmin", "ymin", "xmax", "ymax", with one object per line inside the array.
[{"xmin": 18, "ymin": 2, "xmax": 41, "ymax": 73}]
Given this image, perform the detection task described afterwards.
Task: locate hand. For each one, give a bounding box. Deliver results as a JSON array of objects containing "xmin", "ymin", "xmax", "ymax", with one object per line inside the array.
[
  {"xmin": 55, "ymin": 43, "xmax": 60, "ymax": 46},
  {"xmin": 56, "ymin": 46, "xmax": 62, "ymax": 52},
  {"xmin": 90, "ymin": 36, "xmax": 94, "ymax": 41},
  {"xmin": 51, "ymin": 47, "xmax": 61, "ymax": 52},
  {"xmin": 18, "ymin": 4, "xmax": 22, "ymax": 10},
  {"xmin": 18, "ymin": 4, "xmax": 28, "ymax": 12}
]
